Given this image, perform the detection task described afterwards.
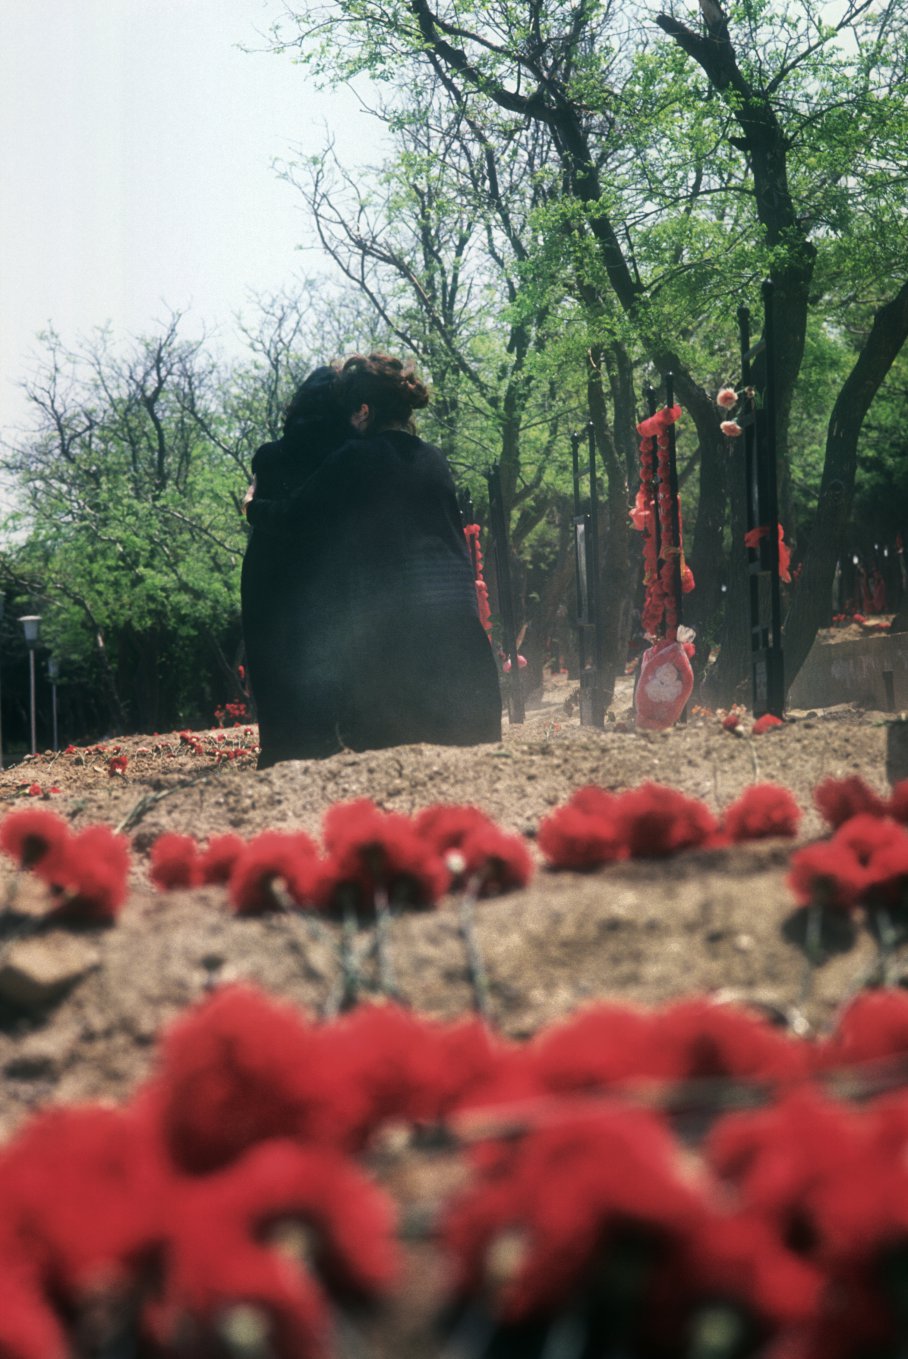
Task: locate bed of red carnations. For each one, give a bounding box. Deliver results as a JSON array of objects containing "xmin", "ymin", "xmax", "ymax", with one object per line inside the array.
[{"xmin": 4, "ymin": 772, "xmax": 908, "ymax": 1357}]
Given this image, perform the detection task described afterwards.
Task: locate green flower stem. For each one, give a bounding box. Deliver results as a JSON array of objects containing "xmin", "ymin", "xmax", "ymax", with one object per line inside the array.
[
  {"xmin": 373, "ymin": 884, "xmax": 397, "ymax": 997},
  {"xmin": 876, "ymin": 904, "xmax": 900, "ymax": 986},
  {"xmin": 459, "ymin": 876, "xmax": 491, "ymax": 1020},
  {"xmin": 797, "ymin": 901, "xmax": 823, "ymax": 1012}
]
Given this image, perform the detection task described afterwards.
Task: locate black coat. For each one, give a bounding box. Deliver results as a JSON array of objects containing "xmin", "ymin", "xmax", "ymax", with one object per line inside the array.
[
  {"xmin": 246, "ymin": 429, "xmax": 501, "ymax": 756},
  {"xmin": 241, "ymin": 424, "xmax": 345, "ymax": 766}
]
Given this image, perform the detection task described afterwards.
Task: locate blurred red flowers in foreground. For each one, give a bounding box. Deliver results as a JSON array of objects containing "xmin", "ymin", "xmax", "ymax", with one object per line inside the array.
[{"xmin": 4, "ymin": 983, "xmax": 908, "ymax": 1357}]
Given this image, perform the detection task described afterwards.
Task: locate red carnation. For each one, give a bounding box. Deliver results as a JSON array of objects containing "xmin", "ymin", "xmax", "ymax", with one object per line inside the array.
[
  {"xmin": 786, "ymin": 841, "xmax": 865, "ymax": 911},
  {"xmin": 414, "ymin": 803, "xmax": 495, "ymax": 854},
  {"xmin": 154, "ymin": 1140, "xmax": 397, "ymax": 1359},
  {"xmin": 145, "ymin": 984, "xmax": 329, "ymax": 1174},
  {"xmin": 0, "ymin": 1103, "xmax": 167, "ymax": 1303},
  {"xmin": 0, "ymin": 1260, "xmax": 68, "ymax": 1359},
  {"xmin": 752, "ymin": 713, "xmax": 784, "ymax": 735},
  {"xmin": 722, "ymin": 783, "xmax": 802, "ymax": 842},
  {"xmin": 814, "ymin": 775, "xmax": 887, "ymax": 829},
  {"xmin": 619, "ymin": 782, "xmax": 718, "ymax": 858},
  {"xmin": 149, "ymin": 832, "xmax": 201, "ymax": 891},
  {"xmin": 819, "ymin": 989, "xmax": 908, "ymax": 1068},
  {"xmin": 319, "ymin": 800, "xmax": 447, "ymax": 911},
  {"xmin": 888, "ymin": 780, "xmax": 908, "ymax": 825},
  {"xmin": 647, "ymin": 996, "xmax": 809, "ymax": 1084},
  {"xmin": 198, "ymin": 833, "xmax": 245, "ymax": 885},
  {"xmin": 529, "ymin": 1001, "xmax": 656, "ymax": 1093},
  {"xmin": 442, "ymin": 1105, "xmax": 704, "ymax": 1322},
  {"xmin": 228, "ymin": 830, "xmax": 320, "ymax": 914},
  {"xmin": 537, "ymin": 786, "xmax": 627, "ymax": 870},
  {"xmin": 0, "ymin": 808, "xmax": 71, "ymax": 874},
  {"xmin": 107, "ymin": 754, "xmax": 128, "ymax": 777},
  {"xmin": 458, "ymin": 824, "xmax": 534, "ymax": 896},
  {"xmin": 48, "ymin": 824, "xmax": 131, "ymax": 924}
]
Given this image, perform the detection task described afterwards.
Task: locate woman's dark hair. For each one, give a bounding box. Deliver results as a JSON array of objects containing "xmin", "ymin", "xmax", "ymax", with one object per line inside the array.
[
  {"xmin": 282, "ymin": 365, "xmax": 347, "ymax": 447},
  {"xmin": 335, "ymin": 353, "xmax": 430, "ymax": 432}
]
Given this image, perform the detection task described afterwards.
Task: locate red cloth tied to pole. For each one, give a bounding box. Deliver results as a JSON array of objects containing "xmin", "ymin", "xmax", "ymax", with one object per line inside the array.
[{"xmin": 744, "ymin": 523, "xmax": 791, "ymax": 583}]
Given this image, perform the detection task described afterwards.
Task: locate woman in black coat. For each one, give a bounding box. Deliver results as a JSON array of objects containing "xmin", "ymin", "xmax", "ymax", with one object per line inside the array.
[
  {"xmin": 246, "ymin": 353, "xmax": 501, "ymax": 756},
  {"xmin": 241, "ymin": 366, "xmax": 351, "ymax": 767}
]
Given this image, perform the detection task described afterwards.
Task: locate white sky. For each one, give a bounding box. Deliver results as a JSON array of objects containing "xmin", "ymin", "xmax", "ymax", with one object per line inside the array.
[{"xmin": 0, "ymin": 0, "xmax": 383, "ymax": 442}]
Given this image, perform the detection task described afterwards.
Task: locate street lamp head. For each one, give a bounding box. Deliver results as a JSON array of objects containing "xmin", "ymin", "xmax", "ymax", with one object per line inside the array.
[
  {"xmin": 47, "ymin": 656, "xmax": 60, "ymax": 680},
  {"xmin": 19, "ymin": 615, "xmax": 41, "ymax": 647}
]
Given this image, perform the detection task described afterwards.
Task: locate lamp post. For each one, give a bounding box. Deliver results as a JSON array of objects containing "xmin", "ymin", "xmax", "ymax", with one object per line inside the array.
[
  {"xmin": 19, "ymin": 615, "xmax": 41, "ymax": 756},
  {"xmin": 47, "ymin": 656, "xmax": 60, "ymax": 751},
  {"xmin": 0, "ymin": 597, "xmax": 4, "ymax": 771}
]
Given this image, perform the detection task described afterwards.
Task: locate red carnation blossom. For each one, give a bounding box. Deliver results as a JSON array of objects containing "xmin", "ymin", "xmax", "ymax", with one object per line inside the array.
[
  {"xmin": 319, "ymin": 801, "xmax": 447, "ymax": 911},
  {"xmin": 426, "ymin": 1017, "xmax": 538, "ymax": 1123},
  {"xmin": 706, "ymin": 1087, "xmax": 870, "ymax": 1259},
  {"xmin": 153, "ymin": 1140, "xmax": 397, "ymax": 1359},
  {"xmin": 832, "ymin": 812, "xmax": 907, "ymax": 867},
  {"xmin": 814, "ymin": 775, "xmax": 888, "ymax": 829},
  {"xmin": 0, "ymin": 1261, "xmax": 68, "ymax": 1359},
  {"xmin": 198, "ymin": 833, "xmax": 245, "ymax": 885},
  {"xmin": 722, "ymin": 710, "xmax": 742, "ymax": 731},
  {"xmin": 570, "ymin": 785, "xmax": 622, "ymax": 817},
  {"xmin": 688, "ymin": 1212, "xmax": 822, "ymax": 1336},
  {"xmin": 819, "ymin": 989, "xmax": 908, "ymax": 1069},
  {"xmin": 107, "ymin": 754, "xmax": 128, "ymax": 777},
  {"xmin": 442, "ymin": 1105, "xmax": 704, "ymax": 1322},
  {"xmin": 537, "ymin": 787, "xmax": 627, "ymax": 870},
  {"xmin": 752, "ymin": 713, "xmax": 784, "ymax": 735},
  {"xmin": 228, "ymin": 830, "xmax": 320, "ymax": 914},
  {"xmin": 458, "ymin": 824, "xmax": 534, "ymax": 895},
  {"xmin": 48, "ymin": 824, "xmax": 131, "ymax": 924},
  {"xmin": 888, "ymin": 780, "xmax": 908, "ymax": 826},
  {"xmin": 145, "ymin": 984, "xmax": 330, "ymax": 1174},
  {"xmin": 618, "ymin": 782, "xmax": 718, "ymax": 858},
  {"xmin": 26, "ymin": 783, "xmax": 42, "ymax": 797},
  {"xmin": 149, "ymin": 832, "xmax": 201, "ymax": 891},
  {"xmin": 722, "ymin": 783, "xmax": 802, "ymax": 842},
  {"xmin": 861, "ymin": 835, "xmax": 908, "ymax": 910},
  {"xmin": 413, "ymin": 803, "xmax": 495, "ymax": 853},
  {"xmin": 0, "ymin": 1103, "xmax": 167, "ymax": 1303},
  {"xmin": 537, "ymin": 804, "xmax": 627, "ymax": 869},
  {"xmin": 529, "ymin": 1001, "xmax": 656, "ymax": 1093},
  {"xmin": 308, "ymin": 1003, "xmax": 443, "ymax": 1148},
  {"xmin": 646, "ymin": 996, "xmax": 810, "ymax": 1084},
  {"xmin": 786, "ymin": 841, "xmax": 865, "ymax": 911},
  {"xmin": 0, "ymin": 807, "xmax": 71, "ymax": 873}
]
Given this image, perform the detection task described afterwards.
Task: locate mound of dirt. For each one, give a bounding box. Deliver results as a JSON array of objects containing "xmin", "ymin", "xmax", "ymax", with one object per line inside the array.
[{"xmin": 0, "ymin": 676, "xmax": 895, "ymax": 1143}]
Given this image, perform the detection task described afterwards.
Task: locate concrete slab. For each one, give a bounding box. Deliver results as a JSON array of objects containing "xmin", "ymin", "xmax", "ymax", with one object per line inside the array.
[{"xmin": 788, "ymin": 631, "xmax": 908, "ymax": 711}]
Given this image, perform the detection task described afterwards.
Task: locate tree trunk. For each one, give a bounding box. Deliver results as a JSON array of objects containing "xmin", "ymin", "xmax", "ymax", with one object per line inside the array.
[
  {"xmin": 783, "ymin": 280, "xmax": 908, "ymax": 684},
  {"xmin": 587, "ymin": 347, "xmax": 632, "ymax": 709}
]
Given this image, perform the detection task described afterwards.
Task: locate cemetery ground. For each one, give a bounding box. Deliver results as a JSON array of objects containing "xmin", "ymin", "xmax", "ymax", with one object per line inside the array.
[
  {"xmin": 0, "ymin": 669, "xmax": 895, "ymax": 1138},
  {"xmin": 0, "ymin": 661, "xmax": 903, "ymax": 1358}
]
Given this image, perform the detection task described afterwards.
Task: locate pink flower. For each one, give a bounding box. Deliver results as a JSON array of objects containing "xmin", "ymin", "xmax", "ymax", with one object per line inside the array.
[
  {"xmin": 720, "ymin": 420, "xmax": 743, "ymax": 438},
  {"xmin": 716, "ymin": 387, "xmax": 738, "ymax": 409}
]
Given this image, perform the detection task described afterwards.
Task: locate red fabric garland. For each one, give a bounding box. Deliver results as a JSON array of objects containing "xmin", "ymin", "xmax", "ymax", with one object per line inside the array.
[
  {"xmin": 463, "ymin": 524, "xmax": 493, "ymax": 638},
  {"xmin": 632, "ymin": 404, "xmax": 693, "ymax": 641}
]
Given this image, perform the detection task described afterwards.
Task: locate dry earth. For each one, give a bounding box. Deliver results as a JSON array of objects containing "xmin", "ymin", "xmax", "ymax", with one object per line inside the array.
[{"xmin": 0, "ymin": 671, "xmax": 898, "ymax": 1140}]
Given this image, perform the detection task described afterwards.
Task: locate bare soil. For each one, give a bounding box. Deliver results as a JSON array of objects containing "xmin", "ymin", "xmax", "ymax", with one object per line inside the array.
[{"xmin": 0, "ymin": 673, "xmax": 895, "ymax": 1142}]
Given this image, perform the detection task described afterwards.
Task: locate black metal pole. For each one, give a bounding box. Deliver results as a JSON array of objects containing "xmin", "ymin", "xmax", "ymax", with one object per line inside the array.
[{"xmin": 762, "ymin": 280, "xmax": 783, "ymax": 685}]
